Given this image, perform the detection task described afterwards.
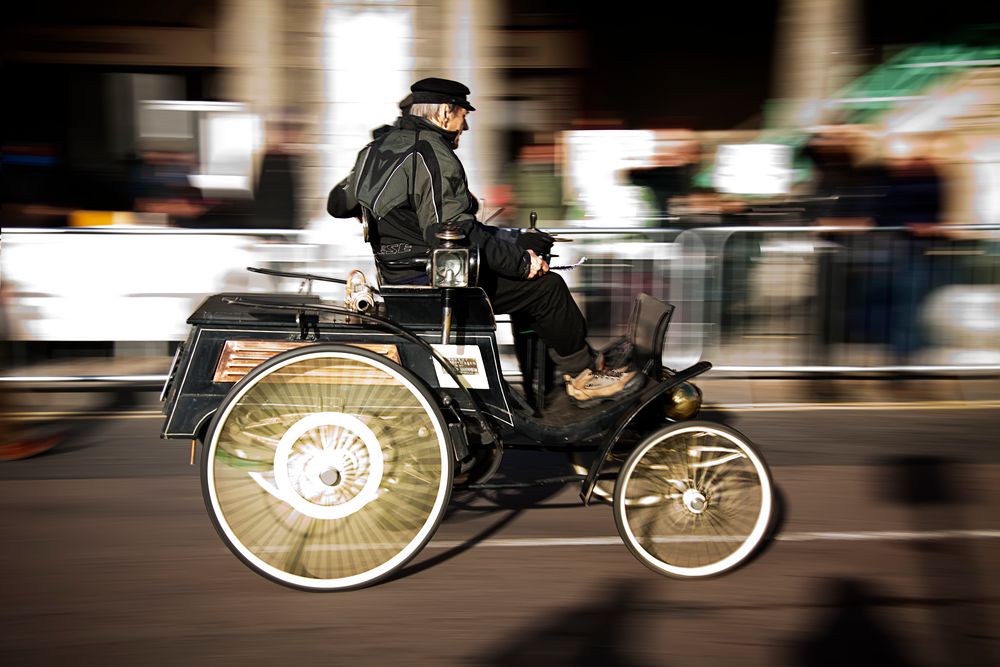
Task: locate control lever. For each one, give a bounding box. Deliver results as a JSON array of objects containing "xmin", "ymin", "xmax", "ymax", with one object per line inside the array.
[{"xmin": 526, "ymin": 210, "xmax": 571, "ymax": 243}]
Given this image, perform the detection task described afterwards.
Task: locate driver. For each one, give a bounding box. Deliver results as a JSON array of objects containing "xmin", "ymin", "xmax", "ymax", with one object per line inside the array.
[{"xmin": 327, "ymin": 77, "xmax": 644, "ymax": 407}]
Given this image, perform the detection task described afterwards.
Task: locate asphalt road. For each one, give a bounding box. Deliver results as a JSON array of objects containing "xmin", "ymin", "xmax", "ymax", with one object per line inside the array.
[{"xmin": 2, "ymin": 393, "xmax": 999, "ymax": 666}]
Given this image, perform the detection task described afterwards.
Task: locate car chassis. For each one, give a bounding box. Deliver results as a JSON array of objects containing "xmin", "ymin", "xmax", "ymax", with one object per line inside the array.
[{"xmin": 161, "ymin": 239, "xmax": 774, "ymax": 591}]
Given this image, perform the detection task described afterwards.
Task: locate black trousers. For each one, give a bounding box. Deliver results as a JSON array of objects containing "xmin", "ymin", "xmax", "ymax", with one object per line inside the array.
[{"xmin": 479, "ymin": 271, "xmax": 588, "ymax": 361}]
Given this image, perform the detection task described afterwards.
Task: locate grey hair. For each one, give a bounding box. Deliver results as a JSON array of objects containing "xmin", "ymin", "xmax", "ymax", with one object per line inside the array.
[{"xmin": 408, "ymin": 102, "xmax": 457, "ymax": 120}]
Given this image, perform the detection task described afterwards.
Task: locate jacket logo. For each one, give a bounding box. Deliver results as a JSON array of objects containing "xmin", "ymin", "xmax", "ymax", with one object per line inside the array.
[
  {"xmin": 446, "ymin": 173, "xmax": 465, "ymax": 196},
  {"xmin": 375, "ymin": 243, "xmax": 414, "ymax": 256},
  {"xmin": 370, "ymin": 149, "xmax": 400, "ymax": 183}
]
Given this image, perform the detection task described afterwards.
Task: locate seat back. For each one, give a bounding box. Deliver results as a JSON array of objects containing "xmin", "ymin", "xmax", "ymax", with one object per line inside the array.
[
  {"xmin": 379, "ymin": 285, "xmax": 496, "ymax": 332},
  {"xmin": 627, "ymin": 294, "xmax": 674, "ymax": 375}
]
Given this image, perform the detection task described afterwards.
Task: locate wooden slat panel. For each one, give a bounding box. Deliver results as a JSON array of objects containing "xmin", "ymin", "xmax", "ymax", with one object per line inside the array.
[{"xmin": 213, "ymin": 340, "xmax": 401, "ymax": 383}]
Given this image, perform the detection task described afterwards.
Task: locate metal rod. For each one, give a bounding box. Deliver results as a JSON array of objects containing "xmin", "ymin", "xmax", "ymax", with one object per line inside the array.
[
  {"xmin": 467, "ymin": 474, "xmax": 586, "ymax": 490},
  {"xmin": 441, "ymin": 289, "xmax": 453, "ymax": 345},
  {"xmin": 0, "ymin": 375, "xmax": 169, "ymax": 384}
]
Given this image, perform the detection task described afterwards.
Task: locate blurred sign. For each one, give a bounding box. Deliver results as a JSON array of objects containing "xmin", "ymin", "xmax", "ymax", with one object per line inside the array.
[
  {"xmin": 562, "ymin": 130, "xmax": 657, "ymax": 223},
  {"xmin": 713, "ymin": 144, "xmax": 792, "ymax": 196}
]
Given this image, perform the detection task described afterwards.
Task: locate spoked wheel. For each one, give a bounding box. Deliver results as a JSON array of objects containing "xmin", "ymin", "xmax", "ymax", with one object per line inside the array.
[
  {"xmin": 613, "ymin": 421, "xmax": 773, "ymax": 578},
  {"xmin": 202, "ymin": 344, "xmax": 453, "ymax": 591}
]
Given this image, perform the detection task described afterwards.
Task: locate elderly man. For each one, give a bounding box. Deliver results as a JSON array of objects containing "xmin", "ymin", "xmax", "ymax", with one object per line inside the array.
[{"xmin": 327, "ymin": 77, "xmax": 643, "ymax": 406}]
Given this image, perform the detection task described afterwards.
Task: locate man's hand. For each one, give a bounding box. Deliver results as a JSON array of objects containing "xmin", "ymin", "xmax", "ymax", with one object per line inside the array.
[
  {"xmin": 526, "ymin": 249, "xmax": 549, "ymax": 279},
  {"xmin": 516, "ymin": 230, "xmax": 555, "ymax": 257}
]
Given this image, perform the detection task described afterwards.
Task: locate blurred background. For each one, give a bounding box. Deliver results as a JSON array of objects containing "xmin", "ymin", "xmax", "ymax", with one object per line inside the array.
[
  {"xmin": 2, "ymin": 0, "xmax": 998, "ymax": 379},
  {"xmin": 2, "ymin": 3, "xmax": 1000, "ymax": 664}
]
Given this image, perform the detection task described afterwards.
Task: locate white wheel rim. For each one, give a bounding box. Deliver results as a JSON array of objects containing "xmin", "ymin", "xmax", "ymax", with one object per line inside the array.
[
  {"xmin": 617, "ymin": 424, "xmax": 772, "ymax": 578},
  {"xmin": 206, "ymin": 349, "xmax": 451, "ymax": 590}
]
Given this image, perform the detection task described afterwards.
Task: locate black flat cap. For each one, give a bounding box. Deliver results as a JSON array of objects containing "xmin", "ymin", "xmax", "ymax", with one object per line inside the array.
[{"xmin": 409, "ymin": 77, "xmax": 475, "ymax": 111}]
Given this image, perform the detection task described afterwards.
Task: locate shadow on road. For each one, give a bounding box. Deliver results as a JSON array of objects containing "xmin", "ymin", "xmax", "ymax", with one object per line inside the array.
[
  {"xmin": 445, "ymin": 448, "xmax": 586, "ymax": 521},
  {"xmin": 393, "ymin": 446, "xmax": 609, "ymax": 582},
  {"xmin": 476, "ymin": 578, "xmax": 656, "ymax": 667},
  {"xmin": 793, "ymin": 578, "xmax": 920, "ymax": 667},
  {"xmin": 793, "ymin": 457, "xmax": 1000, "ymax": 666},
  {"xmin": 388, "ymin": 506, "xmax": 525, "ymax": 583},
  {"xmin": 884, "ymin": 455, "xmax": 995, "ymax": 667}
]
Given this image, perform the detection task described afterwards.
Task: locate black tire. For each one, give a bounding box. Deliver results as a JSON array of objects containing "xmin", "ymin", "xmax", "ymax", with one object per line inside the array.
[
  {"xmin": 613, "ymin": 421, "xmax": 773, "ymax": 578},
  {"xmin": 201, "ymin": 344, "xmax": 453, "ymax": 591}
]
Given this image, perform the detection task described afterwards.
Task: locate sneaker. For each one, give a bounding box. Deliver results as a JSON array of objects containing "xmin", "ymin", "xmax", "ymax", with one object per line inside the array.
[{"xmin": 564, "ymin": 364, "xmax": 645, "ymax": 407}]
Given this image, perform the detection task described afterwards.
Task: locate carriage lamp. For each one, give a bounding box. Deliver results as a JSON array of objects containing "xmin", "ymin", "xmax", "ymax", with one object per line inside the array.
[
  {"xmin": 433, "ymin": 221, "xmax": 473, "ymax": 344},
  {"xmin": 432, "ymin": 218, "xmax": 479, "ymax": 289},
  {"xmin": 431, "ymin": 247, "xmax": 470, "ymax": 288}
]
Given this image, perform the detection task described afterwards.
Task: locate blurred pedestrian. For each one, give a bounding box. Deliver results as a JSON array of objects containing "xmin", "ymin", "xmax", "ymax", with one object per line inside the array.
[
  {"xmin": 627, "ymin": 131, "xmax": 700, "ymax": 218},
  {"xmin": 253, "ymin": 111, "xmax": 305, "ymax": 231},
  {"xmin": 510, "ymin": 135, "xmax": 566, "ymax": 226},
  {"xmin": 804, "ymin": 127, "xmax": 890, "ymax": 361},
  {"xmin": 878, "ymin": 136, "xmax": 946, "ymax": 364}
]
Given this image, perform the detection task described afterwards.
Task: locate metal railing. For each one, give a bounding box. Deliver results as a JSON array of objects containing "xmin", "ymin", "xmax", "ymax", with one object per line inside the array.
[
  {"xmin": 564, "ymin": 224, "xmax": 1000, "ymax": 374},
  {"xmin": 3, "ymin": 222, "xmax": 999, "ymax": 384}
]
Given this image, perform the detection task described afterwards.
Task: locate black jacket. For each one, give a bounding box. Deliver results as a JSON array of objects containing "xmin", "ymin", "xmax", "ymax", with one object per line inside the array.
[{"xmin": 328, "ymin": 115, "xmax": 529, "ymax": 283}]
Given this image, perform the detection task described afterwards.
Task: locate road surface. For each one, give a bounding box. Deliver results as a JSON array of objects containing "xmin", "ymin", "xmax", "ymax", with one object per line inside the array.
[{"xmin": 1, "ymin": 391, "xmax": 998, "ymax": 666}]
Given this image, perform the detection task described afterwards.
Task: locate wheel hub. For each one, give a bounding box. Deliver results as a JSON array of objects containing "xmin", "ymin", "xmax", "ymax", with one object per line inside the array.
[
  {"xmin": 268, "ymin": 412, "xmax": 385, "ymax": 520},
  {"xmin": 682, "ymin": 488, "xmax": 707, "ymax": 514},
  {"xmin": 319, "ymin": 467, "xmax": 342, "ymax": 487}
]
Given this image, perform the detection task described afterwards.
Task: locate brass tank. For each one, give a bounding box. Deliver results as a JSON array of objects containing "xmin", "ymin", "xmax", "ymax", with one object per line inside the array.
[{"xmin": 665, "ymin": 381, "xmax": 702, "ymax": 420}]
